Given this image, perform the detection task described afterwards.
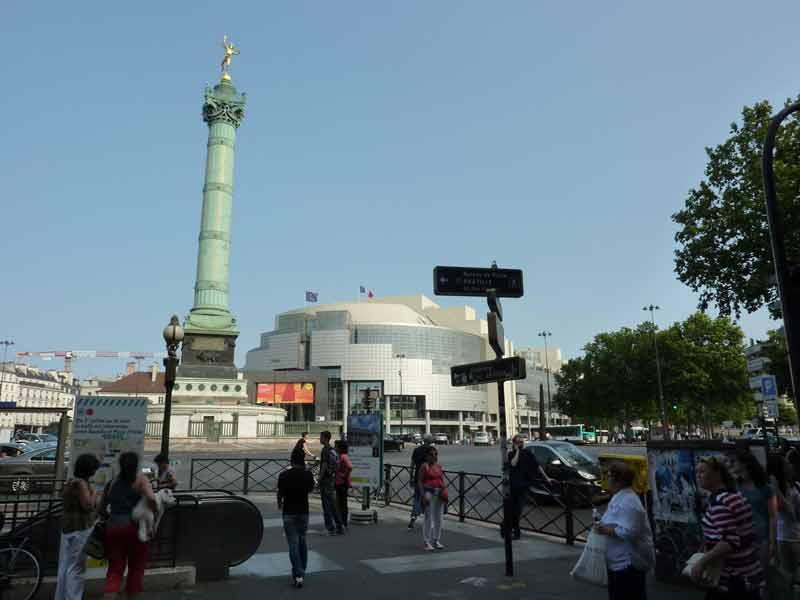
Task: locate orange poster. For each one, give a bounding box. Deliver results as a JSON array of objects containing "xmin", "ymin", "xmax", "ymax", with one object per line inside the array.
[{"xmin": 256, "ymin": 382, "xmax": 314, "ymax": 404}]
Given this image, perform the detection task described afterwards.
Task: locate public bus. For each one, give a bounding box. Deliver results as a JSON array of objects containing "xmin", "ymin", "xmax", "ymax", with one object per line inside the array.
[{"xmin": 545, "ymin": 424, "xmax": 596, "ymax": 444}]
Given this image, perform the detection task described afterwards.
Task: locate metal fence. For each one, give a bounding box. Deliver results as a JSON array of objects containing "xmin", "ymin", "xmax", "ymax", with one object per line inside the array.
[
  {"xmin": 0, "ymin": 477, "xmax": 180, "ymax": 577},
  {"xmin": 189, "ymin": 458, "xmax": 595, "ymax": 545},
  {"xmin": 146, "ymin": 421, "xmax": 163, "ymax": 438},
  {"xmin": 188, "ymin": 421, "xmax": 238, "ymax": 438},
  {"xmin": 256, "ymin": 422, "xmax": 342, "ymax": 438}
]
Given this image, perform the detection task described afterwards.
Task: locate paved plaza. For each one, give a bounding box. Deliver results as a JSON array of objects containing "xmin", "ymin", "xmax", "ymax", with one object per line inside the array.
[{"xmin": 143, "ymin": 497, "xmax": 702, "ymax": 600}]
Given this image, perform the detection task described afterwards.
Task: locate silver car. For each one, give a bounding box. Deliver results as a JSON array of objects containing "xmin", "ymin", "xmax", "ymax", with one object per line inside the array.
[{"xmin": 0, "ymin": 446, "xmax": 68, "ymax": 492}]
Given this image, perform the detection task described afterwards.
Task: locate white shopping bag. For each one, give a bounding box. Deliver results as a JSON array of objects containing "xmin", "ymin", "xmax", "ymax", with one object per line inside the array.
[{"xmin": 570, "ymin": 531, "xmax": 608, "ymax": 587}]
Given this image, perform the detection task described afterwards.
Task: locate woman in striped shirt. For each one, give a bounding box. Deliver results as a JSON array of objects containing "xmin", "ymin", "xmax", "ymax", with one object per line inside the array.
[{"xmin": 692, "ymin": 456, "xmax": 763, "ymax": 600}]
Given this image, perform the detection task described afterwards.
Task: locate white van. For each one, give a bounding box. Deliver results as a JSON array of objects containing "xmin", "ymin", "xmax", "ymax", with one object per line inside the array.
[{"xmin": 473, "ymin": 431, "xmax": 491, "ymax": 446}]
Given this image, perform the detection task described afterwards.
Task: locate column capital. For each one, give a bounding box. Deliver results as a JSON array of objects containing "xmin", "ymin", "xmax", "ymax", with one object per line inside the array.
[{"xmin": 203, "ymin": 80, "xmax": 246, "ymax": 128}]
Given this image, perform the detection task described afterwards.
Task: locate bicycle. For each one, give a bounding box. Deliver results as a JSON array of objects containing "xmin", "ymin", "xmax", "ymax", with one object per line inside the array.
[{"xmin": 0, "ymin": 534, "xmax": 41, "ymax": 600}]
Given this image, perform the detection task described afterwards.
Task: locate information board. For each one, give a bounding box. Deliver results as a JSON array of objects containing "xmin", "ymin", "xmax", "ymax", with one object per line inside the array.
[
  {"xmin": 69, "ymin": 396, "xmax": 147, "ymax": 489},
  {"xmin": 346, "ymin": 412, "xmax": 383, "ymax": 488}
]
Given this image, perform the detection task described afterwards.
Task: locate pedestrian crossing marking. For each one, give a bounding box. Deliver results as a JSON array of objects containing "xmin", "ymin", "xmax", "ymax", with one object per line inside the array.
[
  {"xmin": 361, "ymin": 544, "xmax": 577, "ymax": 574},
  {"xmin": 230, "ymin": 551, "xmax": 342, "ymax": 578}
]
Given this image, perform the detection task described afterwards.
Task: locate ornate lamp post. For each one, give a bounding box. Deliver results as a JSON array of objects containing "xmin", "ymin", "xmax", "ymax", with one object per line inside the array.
[
  {"xmin": 396, "ymin": 353, "xmax": 406, "ymax": 434},
  {"xmin": 161, "ymin": 315, "xmax": 184, "ymax": 460},
  {"xmin": 537, "ymin": 332, "xmax": 553, "ymax": 428},
  {"xmin": 643, "ymin": 305, "xmax": 668, "ymax": 440}
]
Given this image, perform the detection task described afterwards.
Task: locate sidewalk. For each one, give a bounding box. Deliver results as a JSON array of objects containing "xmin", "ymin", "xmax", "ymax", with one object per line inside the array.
[{"xmin": 142, "ymin": 498, "xmax": 704, "ymax": 600}]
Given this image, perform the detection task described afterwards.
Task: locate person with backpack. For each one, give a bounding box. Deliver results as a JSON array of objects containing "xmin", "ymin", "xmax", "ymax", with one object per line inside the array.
[
  {"xmin": 318, "ymin": 431, "xmax": 344, "ymax": 535},
  {"xmin": 408, "ymin": 434, "xmax": 434, "ymax": 530},
  {"xmin": 278, "ymin": 448, "xmax": 316, "ymax": 588}
]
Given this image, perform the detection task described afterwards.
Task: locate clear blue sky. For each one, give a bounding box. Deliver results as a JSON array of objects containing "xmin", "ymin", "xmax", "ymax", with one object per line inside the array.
[{"xmin": 2, "ymin": 1, "xmax": 798, "ymax": 379}]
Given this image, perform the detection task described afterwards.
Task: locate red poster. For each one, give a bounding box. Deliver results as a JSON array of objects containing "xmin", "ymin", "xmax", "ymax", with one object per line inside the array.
[{"xmin": 256, "ymin": 382, "xmax": 314, "ymax": 404}]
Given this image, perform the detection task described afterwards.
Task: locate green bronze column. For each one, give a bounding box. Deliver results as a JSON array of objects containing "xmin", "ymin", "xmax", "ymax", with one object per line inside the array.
[{"xmin": 181, "ymin": 56, "xmax": 246, "ymax": 380}]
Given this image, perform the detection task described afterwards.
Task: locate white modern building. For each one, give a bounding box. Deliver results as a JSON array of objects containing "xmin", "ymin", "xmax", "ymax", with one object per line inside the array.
[
  {"xmin": 245, "ymin": 295, "xmax": 521, "ymax": 441},
  {"xmin": 0, "ymin": 363, "xmax": 77, "ymax": 433}
]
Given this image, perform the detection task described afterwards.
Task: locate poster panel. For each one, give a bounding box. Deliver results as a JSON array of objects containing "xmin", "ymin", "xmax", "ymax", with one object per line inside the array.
[
  {"xmin": 69, "ymin": 396, "xmax": 147, "ymax": 490},
  {"xmin": 256, "ymin": 383, "xmax": 315, "ymax": 404},
  {"xmin": 346, "ymin": 412, "xmax": 383, "ymax": 488}
]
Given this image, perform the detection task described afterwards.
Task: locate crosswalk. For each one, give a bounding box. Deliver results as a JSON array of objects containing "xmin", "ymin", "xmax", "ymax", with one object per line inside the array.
[{"xmin": 241, "ymin": 514, "xmax": 579, "ymax": 580}]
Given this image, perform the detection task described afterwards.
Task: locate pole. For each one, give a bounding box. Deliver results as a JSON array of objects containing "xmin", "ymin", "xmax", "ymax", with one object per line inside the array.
[
  {"xmin": 762, "ymin": 102, "xmax": 800, "ymax": 429},
  {"xmin": 645, "ymin": 306, "xmax": 669, "ymax": 440},
  {"xmin": 399, "ymin": 368, "xmax": 404, "ymax": 435},
  {"xmin": 542, "ymin": 336, "xmax": 553, "ymax": 424},
  {"xmin": 497, "ymin": 380, "xmax": 513, "ymax": 576},
  {"xmin": 161, "ymin": 354, "xmax": 177, "ymax": 460},
  {"xmin": 539, "ymin": 383, "xmax": 546, "ymax": 440}
]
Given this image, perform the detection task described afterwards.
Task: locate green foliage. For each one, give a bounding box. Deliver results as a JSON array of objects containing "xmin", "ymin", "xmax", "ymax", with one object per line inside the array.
[
  {"xmin": 672, "ymin": 96, "xmax": 800, "ymax": 317},
  {"xmin": 555, "ymin": 312, "xmax": 751, "ymax": 426}
]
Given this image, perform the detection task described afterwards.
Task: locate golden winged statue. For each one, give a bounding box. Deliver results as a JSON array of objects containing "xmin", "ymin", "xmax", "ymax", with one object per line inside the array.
[{"xmin": 220, "ymin": 35, "xmax": 240, "ymax": 80}]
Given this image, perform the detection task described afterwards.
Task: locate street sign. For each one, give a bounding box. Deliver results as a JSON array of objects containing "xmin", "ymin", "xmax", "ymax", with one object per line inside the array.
[
  {"xmin": 434, "ymin": 266, "xmax": 524, "ymax": 298},
  {"xmin": 761, "ymin": 375, "xmax": 778, "ymax": 400},
  {"xmin": 765, "ymin": 399, "xmax": 780, "ymax": 418},
  {"xmin": 451, "ymin": 356, "xmax": 526, "ymax": 387},
  {"xmin": 488, "ymin": 312, "xmax": 504, "ymax": 358}
]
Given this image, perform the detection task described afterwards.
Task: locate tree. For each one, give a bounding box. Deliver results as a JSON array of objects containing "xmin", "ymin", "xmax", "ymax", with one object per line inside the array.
[
  {"xmin": 672, "ymin": 96, "xmax": 800, "ymax": 318},
  {"xmin": 555, "ymin": 313, "xmax": 751, "ymax": 430}
]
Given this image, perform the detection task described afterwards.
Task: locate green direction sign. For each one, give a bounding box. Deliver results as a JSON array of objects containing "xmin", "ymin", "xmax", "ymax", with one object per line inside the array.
[{"xmin": 451, "ymin": 356, "xmax": 526, "ymax": 387}]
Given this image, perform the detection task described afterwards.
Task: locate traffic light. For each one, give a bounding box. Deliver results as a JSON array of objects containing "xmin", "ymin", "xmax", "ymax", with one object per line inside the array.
[{"xmin": 672, "ymin": 403, "xmax": 678, "ymax": 411}]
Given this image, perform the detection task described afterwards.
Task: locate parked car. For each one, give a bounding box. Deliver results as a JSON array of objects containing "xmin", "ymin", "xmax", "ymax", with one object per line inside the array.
[
  {"xmin": 383, "ymin": 435, "xmax": 405, "ymax": 452},
  {"xmin": 433, "ymin": 433, "xmax": 449, "ymax": 445},
  {"xmin": 524, "ymin": 441, "xmax": 602, "ymax": 503},
  {"xmin": 473, "ymin": 431, "xmax": 491, "ymax": 447},
  {"xmin": 0, "ymin": 443, "xmax": 30, "ymax": 458},
  {"xmin": 15, "ymin": 433, "xmax": 57, "ymax": 445},
  {"xmin": 0, "ymin": 446, "xmax": 70, "ymax": 492},
  {"xmin": 404, "ymin": 432, "xmax": 422, "ymax": 444}
]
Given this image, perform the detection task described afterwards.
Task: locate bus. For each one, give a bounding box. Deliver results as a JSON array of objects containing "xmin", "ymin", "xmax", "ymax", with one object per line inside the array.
[{"xmin": 545, "ymin": 424, "xmax": 596, "ymax": 444}]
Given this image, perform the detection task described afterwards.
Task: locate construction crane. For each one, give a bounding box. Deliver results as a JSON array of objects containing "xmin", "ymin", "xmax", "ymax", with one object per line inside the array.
[{"xmin": 15, "ymin": 351, "xmax": 167, "ymax": 373}]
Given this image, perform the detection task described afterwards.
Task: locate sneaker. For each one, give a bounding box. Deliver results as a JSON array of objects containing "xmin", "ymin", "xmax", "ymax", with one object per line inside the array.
[
  {"xmin": 434, "ymin": 542, "xmax": 445, "ymax": 549},
  {"xmin": 294, "ymin": 577, "xmax": 304, "ymax": 588},
  {"xmin": 424, "ymin": 543, "xmax": 435, "ymax": 551},
  {"xmin": 512, "ymin": 530, "xmax": 521, "ymax": 540},
  {"xmin": 407, "ymin": 517, "xmax": 416, "ymax": 530}
]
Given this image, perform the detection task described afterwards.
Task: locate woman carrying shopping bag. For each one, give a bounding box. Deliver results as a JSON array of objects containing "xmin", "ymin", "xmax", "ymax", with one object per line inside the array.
[
  {"xmin": 55, "ymin": 454, "xmax": 101, "ymax": 600},
  {"xmin": 692, "ymin": 456, "xmax": 763, "ymax": 600},
  {"xmin": 594, "ymin": 461, "xmax": 654, "ymax": 600}
]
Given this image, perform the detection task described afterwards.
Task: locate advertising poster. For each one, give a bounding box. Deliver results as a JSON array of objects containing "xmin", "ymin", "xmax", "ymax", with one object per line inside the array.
[
  {"xmin": 256, "ymin": 382, "xmax": 314, "ymax": 404},
  {"xmin": 346, "ymin": 412, "xmax": 383, "ymax": 488},
  {"xmin": 648, "ymin": 448, "xmax": 700, "ymax": 523},
  {"xmin": 69, "ymin": 396, "xmax": 147, "ymax": 490}
]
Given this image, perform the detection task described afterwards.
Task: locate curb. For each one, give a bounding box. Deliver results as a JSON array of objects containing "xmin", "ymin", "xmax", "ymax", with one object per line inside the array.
[{"xmin": 40, "ymin": 566, "xmax": 196, "ymax": 598}]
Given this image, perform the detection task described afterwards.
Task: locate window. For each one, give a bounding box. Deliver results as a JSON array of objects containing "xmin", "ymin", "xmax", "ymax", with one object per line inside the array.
[
  {"xmin": 211, "ymin": 384, "xmax": 218, "ymax": 391},
  {"xmin": 223, "ymin": 385, "xmax": 229, "ymax": 392},
  {"xmin": 33, "ymin": 450, "xmax": 57, "ymax": 462},
  {"xmin": 235, "ymin": 385, "xmax": 242, "ymax": 392},
  {"xmin": 174, "ymin": 384, "xmax": 180, "ymax": 390},
  {"xmin": 198, "ymin": 384, "xmax": 205, "ymax": 391},
  {"xmin": 531, "ymin": 446, "xmax": 556, "ymax": 465},
  {"xmin": 186, "ymin": 384, "xmax": 193, "ymax": 391}
]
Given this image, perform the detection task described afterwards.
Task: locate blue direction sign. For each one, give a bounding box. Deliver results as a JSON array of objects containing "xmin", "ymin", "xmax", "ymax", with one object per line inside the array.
[{"xmin": 761, "ymin": 375, "xmax": 778, "ymax": 400}]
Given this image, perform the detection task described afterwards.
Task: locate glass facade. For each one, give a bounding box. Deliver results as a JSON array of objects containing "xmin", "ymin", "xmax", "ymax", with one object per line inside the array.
[
  {"xmin": 323, "ymin": 368, "xmax": 343, "ymax": 421},
  {"xmin": 348, "ymin": 381, "xmax": 383, "ymax": 413},
  {"xmin": 351, "ymin": 324, "xmax": 483, "ymax": 375}
]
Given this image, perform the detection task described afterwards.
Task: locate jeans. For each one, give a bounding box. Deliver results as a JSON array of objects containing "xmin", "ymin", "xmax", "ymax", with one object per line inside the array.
[
  {"xmin": 104, "ymin": 522, "xmax": 148, "ymax": 596},
  {"xmin": 335, "ymin": 484, "xmax": 349, "ymax": 527},
  {"xmin": 283, "ymin": 514, "xmax": 309, "ymax": 579},
  {"xmin": 410, "ymin": 488, "xmax": 422, "ymax": 519},
  {"xmin": 607, "ymin": 565, "xmax": 647, "ymax": 600},
  {"xmin": 55, "ymin": 527, "xmax": 91, "ymax": 600},
  {"xmin": 423, "ymin": 494, "xmax": 443, "ymax": 545},
  {"xmin": 320, "ymin": 482, "xmax": 343, "ymax": 532},
  {"xmin": 510, "ymin": 487, "xmax": 527, "ymax": 533}
]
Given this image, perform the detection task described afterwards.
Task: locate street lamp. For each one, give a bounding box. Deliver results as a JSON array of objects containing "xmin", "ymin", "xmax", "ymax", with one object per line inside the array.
[
  {"xmin": 643, "ymin": 305, "xmax": 669, "ymax": 440},
  {"xmin": 0, "ymin": 340, "xmax": 14, "ymax": 403},
  {"xmin": 537, "ymin": 332, "xmax": 553, "ymax": 431},
  {"xmin": 161, "ymin": 315, "xmax": 184, "ymax": 460},
  {"xmin": 396, "ymin": 353, "xmax": 406, "ymax": 435}
]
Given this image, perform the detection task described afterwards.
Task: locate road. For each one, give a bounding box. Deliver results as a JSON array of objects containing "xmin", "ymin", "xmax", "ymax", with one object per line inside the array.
[{"xmin": 164, "ymin": 441, "xmax": 647, "ymax": 488}]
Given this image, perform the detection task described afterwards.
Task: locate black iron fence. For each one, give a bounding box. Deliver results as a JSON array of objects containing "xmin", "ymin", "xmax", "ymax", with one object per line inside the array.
[
  {"xmin": 256, "ymin": 422, "xmax": 342, "ymax": 438},
  {"xmin": 189, "ymin": 458, "xmax": 595, "ymax": 545},
  {"xmin": 145, "ymin": 421, "xmax": 163, "ymax": 438}
]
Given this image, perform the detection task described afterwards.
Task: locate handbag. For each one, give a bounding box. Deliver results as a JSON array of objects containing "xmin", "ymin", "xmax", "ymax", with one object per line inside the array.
[
  {"xmin": 570, "ymin": 531, "xmax": 608, "ymax": 587},
  {"xmin": 85, "ymin": 519, "xmax": 107, "ymax": 559},
  {"xmin": 682, "ymin": 552, "xmax": 721, "ymax": 588}
]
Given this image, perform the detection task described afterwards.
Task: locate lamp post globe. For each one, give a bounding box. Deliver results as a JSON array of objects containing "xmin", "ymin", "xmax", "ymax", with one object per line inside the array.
[{"xmin": 163, "ymin": 315, "xmax": 185, "ymax": 349}]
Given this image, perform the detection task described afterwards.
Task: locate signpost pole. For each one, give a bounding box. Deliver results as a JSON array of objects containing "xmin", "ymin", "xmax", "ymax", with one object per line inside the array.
[
  {"xmin": 498, "ymin": 379, "xmax": 513, "ymax": 576},
  {"xmin": 539, "ymin": 383, "xmax": 546, "ymax": 441}
]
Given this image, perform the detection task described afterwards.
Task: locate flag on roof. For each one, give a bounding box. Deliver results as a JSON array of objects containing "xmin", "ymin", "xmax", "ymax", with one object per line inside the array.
[
  {"xmin": 368, "ymin": 290, "xmax": 374, "ymax": 298},
  {"xmin": 305, "ymin": 291, "xmax": 319, "ymax": 303},
  {"xmin": 359, "ymin": 285, "xmax": 366, "ymax": 295}
]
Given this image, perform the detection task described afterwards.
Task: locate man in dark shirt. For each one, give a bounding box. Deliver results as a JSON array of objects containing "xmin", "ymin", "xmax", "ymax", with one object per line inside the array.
[
  {"xmin": 507, "ymin": 435, "xmax": 551, "ymax": 539},
  {"xmin": 278, "ymin": 448, "xmax": 315, "ymax": 588},
  {"xmin": 318, "ymin": 430, "xmax": 345, "ymax": 535}
]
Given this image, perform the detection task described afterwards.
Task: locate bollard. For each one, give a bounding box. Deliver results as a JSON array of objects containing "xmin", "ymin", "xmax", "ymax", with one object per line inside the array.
[
  {"xmin": 458, "ymin": 471, "xmax": 466, "ymax": 522},
  {"xmin": 189, "ymin": 459, "xmax": 195, "ymax": 490},
  {"xmin": 384, "ymin": 464, "xmax": 391, "ymax": 506},
  {"xmin": 564, "ymin": 483, "xmax": 575, "ymax": 546},
  {"xmin": 242, "ymin": 458, "xmax": 250, "ymax": 495}
]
